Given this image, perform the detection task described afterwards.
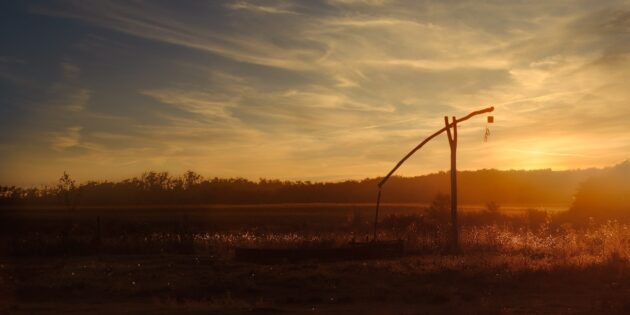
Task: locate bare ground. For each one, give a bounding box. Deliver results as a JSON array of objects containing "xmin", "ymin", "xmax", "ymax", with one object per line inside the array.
[{"xmin": 2, "ymin": 253, "xmax": 630, "ymax": 315}]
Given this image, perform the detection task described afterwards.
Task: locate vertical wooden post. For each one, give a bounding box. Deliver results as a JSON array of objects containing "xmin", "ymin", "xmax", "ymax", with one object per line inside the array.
[
  {"xmin": 450, "ymin": 116, "xmax": 458, "ymax": 251},
  {"xmin": 444, "ymin": 116, "xmax": 459, "ymax": 251}
]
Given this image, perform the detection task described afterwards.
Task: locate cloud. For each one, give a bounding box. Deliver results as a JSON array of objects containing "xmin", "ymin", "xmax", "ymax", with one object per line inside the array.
[
  {"xmin": 50, "ymin": 126, "xmax": 82, "ymax": 151},
  {"xmin": 142, "ymin": 89, "xmax": 237, "ymax": 121},
  {"xmin": 0, "ymin": 56, "xmax": 28, "ymax": 64},
  {"xmin": 226, "ymin": 2, "xmax": 299, "ymax": 14},
  {"xmin": 324, "ymin": 17, "xmax": 431, "ymax": 28},
  {"xmin": 327, "ymin": 0, "xmax": 389, "ymax": 6},
  {"xmin": 47, "ymin": 63, "xmax": 91, "ymax": 112},
  {"xmin": 31, "ymin": 1, "xmax": 323, "ymax": 70},
  {"xmin": 67, "ymin": 90, "xmax": 91, "ymax": 112}
]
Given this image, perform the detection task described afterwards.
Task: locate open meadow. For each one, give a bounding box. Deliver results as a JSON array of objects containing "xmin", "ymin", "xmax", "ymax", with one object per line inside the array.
[{"xmin": 3, "ymin": 203, "xmax": 630, "ymax": 314}]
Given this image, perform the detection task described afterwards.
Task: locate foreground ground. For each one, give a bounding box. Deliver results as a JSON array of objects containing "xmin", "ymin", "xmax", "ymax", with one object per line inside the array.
[
  {"xmin": 2, "ymin": 253, "xmax": 630, "ymax": 314},
  {"xmin": 2, "ymin": 203, "xmax": 629, "ymax": 314}
]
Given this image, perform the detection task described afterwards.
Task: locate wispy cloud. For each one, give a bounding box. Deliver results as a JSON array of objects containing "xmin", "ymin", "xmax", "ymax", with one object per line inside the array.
[
  {"xmin": 31, "ymin": 1, "xmax": 321, "ymax": 70},
  {"xmin": 0, "ymin": 56, "xmax": 28, "ymax": 64},
  {"xmin": 49, "ymin": 126, "xmax": 82, "ymax": 151},
  {"xmin": 328, "ymin": 0, "xmax": 390, "ymax": 6},
  {"xmin": 47, "ymin": 63, "xmax": 91, "ymax": 112},
  {"xmin": 142, "ymin": 89, "xmax": 238, "ymax": 121},
  {"xmin": 226, "ymin": 2, "xmax": 299, "ymax": 15}
]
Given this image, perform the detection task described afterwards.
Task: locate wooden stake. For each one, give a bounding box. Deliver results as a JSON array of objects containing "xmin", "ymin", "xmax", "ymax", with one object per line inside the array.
[
  {"xmin": 451, "ymin": 116, "xmax": 458, "ymax": 251},
  {"xmin": 444, "ymin": 116, "xmax": 459, "ymax": 251}
]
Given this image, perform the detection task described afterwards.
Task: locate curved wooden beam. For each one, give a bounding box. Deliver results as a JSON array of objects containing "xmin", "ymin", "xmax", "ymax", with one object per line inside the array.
[{"xmin": 377, "ymin": 106, "xmax": 493, "ymax": 188}]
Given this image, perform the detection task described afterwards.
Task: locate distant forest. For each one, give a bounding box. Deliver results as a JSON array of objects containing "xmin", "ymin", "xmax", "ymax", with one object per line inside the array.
[{"xmin": 1, "ymin": 166, "xmax": 615, "ymax": 207}]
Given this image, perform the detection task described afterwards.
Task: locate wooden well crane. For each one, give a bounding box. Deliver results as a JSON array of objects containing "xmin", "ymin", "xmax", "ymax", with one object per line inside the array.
[{"xmin": 373, "ymin": 106, "xmax": 495, "ymax": 250}]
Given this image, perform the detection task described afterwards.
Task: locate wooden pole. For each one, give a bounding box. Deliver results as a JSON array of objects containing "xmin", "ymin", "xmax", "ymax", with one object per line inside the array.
[
  {"xmin": 444, "ymin": 116, "xmax": 459, "ymax": 251},
  {"xmin": 450, "ymin": 116, "xmax": 458, "ymax": 250}
]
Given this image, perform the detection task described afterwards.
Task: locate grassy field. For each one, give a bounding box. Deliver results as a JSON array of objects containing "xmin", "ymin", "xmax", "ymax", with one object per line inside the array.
[
  {"xmin": 2, "ymin": 203, "xmax": 630, "ymax": 314},
  {"xmin": 3, "ymin": 253, "xmax": 630, "ymax": 314}
]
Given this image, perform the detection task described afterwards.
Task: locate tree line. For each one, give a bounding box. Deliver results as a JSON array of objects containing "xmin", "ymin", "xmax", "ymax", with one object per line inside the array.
[{"xmin": 0, "ymin": 167, "xmax": 608, "ymax": 206}]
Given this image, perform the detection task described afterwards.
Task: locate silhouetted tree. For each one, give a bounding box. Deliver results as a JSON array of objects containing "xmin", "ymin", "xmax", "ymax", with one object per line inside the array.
[{"xmin": 57, "ymin": 171, "xmax": 81, "ymax": 211}]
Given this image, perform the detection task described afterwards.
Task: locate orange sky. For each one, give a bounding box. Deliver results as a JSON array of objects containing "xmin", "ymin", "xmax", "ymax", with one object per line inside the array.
[{"xmin": 1, "ymin": 1, "xmax": 629, "ymax": 186}]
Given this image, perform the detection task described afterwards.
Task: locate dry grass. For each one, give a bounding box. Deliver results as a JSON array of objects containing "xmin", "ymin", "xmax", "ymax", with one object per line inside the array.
[{"xmin": 3, "ymin": 205, "xmax": 630, "ymax": 314}]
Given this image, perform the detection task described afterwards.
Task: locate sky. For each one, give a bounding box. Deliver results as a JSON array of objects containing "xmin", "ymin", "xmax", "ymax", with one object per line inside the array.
[{"xmin": 1, "ymin": 0, "xmax": 629, "ymax": 186}]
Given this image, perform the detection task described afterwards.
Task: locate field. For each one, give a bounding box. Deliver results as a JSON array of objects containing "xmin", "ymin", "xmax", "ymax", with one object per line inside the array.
[{"xmin": 2, "ymin": 203, "xmax": 630, "ymax": 314}]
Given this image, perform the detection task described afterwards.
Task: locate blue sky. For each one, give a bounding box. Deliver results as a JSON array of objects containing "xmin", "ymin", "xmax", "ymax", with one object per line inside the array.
[{"xmin": 1, "ymin": 0, "xmax": 629, "ymax": 186}]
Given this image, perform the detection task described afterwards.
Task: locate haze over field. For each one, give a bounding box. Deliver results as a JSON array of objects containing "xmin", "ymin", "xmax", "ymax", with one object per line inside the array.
[{"xmin": 1, "ymin": 1, "xmax": 629, "ymax": 186}]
